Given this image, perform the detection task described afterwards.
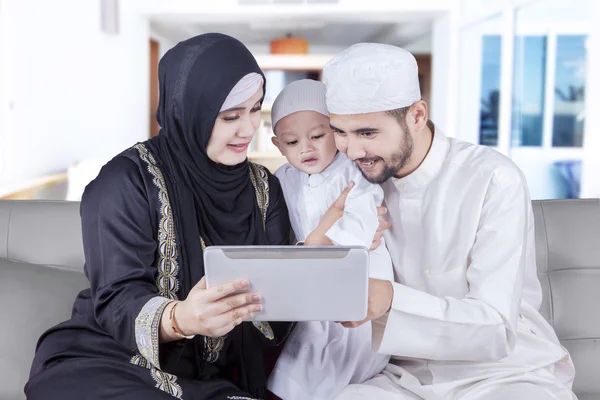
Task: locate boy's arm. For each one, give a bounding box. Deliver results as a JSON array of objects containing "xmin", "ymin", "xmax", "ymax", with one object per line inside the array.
[{"xmin": 325, "ymin": 176, "xmax": 383, "ymax": 248}]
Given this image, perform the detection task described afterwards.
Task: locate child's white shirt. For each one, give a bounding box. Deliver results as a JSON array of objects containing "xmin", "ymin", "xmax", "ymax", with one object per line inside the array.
[{"xmin": 268, "ymin": 152, "xmax": 393, "ymax": 400}]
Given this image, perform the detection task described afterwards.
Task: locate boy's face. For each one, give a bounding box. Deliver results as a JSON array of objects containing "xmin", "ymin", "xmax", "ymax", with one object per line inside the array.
[{"xmin": 272, "ymin": 111, "xmax": 337, "ymax": 175}]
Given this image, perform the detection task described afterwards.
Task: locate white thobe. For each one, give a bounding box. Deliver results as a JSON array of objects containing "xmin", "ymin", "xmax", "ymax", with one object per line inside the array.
[
  {"xmin": 336, "ymin": 129, "xmax": 576, "ymax": 400},
  {"xmin": 268, "ymin": 152, "xmax": 393, "ymax": 400}
]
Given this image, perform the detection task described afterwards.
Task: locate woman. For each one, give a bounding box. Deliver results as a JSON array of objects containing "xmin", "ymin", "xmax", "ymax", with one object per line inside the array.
[{"xmin": 25, "ymin": 33, "xmax": 294, "ymax": 400}]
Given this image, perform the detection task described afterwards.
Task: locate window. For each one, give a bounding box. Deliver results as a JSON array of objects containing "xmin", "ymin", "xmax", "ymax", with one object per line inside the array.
[
  {"xmin": 457, "ymin": 13, "xmax": 504, "ymax": 148},
  {"xmin": 479, "ymin": 35, "xmax": 501, "ymax": 146},
  {"xmin": 511, "ymin": 36, "xmax": 547, "ymax": 147},
  {"xmin": 457, "ymin": 0, "xmax": 593, "ymax": 199},
  {"xmin": 552, "ymin": 35, "xmax": 587, "ymax": 147}
]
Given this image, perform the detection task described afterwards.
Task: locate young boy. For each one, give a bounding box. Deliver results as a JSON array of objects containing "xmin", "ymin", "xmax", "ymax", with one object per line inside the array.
[{"xmin": 267, "ymin": 79, "xmax": 393, "ymax": 400}]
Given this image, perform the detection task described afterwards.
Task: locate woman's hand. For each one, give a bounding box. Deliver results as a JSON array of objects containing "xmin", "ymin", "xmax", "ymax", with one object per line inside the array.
[
  {"xmin": 160, "ymin": 276, "xmax": 262, "ymax": 341},
  {"xmin": 304, "ymin": 181, "xmax": 390, "ymax": 250}
]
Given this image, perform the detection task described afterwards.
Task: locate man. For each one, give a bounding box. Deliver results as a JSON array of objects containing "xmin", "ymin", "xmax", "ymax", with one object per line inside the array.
[{"xmin": 309, "ymin": 43, "xmax": 576, "ymax": 399}]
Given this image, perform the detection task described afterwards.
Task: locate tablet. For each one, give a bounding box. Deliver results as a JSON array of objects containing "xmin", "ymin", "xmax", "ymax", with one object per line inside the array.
[{"xmin": 203, "ymin": 246, "xmax": 369, "ymax": 322}]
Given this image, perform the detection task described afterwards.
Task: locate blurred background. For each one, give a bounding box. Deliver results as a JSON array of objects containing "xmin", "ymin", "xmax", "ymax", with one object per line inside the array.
[{"xmin": 0, "ymin": 0, "xmax": 597, "ymax": 202}]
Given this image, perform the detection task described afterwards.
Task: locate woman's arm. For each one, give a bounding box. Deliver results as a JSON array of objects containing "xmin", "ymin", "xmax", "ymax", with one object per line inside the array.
[
  {"xmin": 83, "ymin": 157, "xmax": 261, "ymax": 369},
  {"xmin": 82, "ymin": 157, "xmax": 170, "ymax": 367}
]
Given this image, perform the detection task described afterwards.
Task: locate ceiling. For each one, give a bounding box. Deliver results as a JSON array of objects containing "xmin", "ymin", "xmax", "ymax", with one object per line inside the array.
[
  {"xmin": 150, "ymin": 17, "xmax": 433, "ymax": 52},
  {"xmin": 238, "ymin": 0, "xmax": 341, "ymax": 3},
  {"xmin": 191, "ymin": 22, "xmax": 396, "ymax": 46}
]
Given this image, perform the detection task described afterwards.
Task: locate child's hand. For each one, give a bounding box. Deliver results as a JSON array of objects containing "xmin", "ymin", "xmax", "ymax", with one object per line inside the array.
[
  {"xmin": 305, "ymin": 181, "xmax": 355, "ymax": 245},
  {"xmin": 304, "ymin": 182, "xmax": 391, "ymax": 247}
]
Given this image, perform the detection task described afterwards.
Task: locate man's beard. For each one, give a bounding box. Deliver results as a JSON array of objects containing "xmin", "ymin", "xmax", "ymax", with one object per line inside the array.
[{"xmin": 357, "ymin": 132, "xmax": 414, "ymax": 184}]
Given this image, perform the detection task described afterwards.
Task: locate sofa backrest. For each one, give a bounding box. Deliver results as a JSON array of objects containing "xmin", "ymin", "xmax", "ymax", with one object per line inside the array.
[
  {"xmin": 0, "ymin": 200, "xmax": 84, "ymax": 272},
  {"xmin": 533, "ymin": 199, "xmax": 600, "ymax": 398},
  {"xmin": 0, "ymin": 199, "xmax": 599, "ymax": 399}
]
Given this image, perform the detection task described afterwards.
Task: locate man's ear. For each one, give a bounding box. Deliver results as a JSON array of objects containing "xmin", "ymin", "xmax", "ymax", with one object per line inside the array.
[
  {"xmin": 409, "ymin": 100, "xmax": 429, "ymax": 132},
  {"xmin": 271, "ymin": 136, "xmax": 283, "ymax": 154}
]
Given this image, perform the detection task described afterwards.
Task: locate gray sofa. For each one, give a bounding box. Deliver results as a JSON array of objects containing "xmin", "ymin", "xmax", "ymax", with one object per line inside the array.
[{"xmin": 0, "ymin": 199, "xmax": 598, "ymax": 400}]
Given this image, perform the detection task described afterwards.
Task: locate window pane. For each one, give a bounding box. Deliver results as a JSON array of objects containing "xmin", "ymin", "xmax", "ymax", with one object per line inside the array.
[
  {"xmin": 552, "ymin": 35, "xmax": 587, "ymax": 147},
  {"xmin": 457, "ymin": 14, "xmax": 503, "ymax": 147},
  {"xmin": 479, "ymin": 35, "xmax": 501, "ymax": 146},
  {"xmin": 511, "ymin": 36, "xmax": 547, "ymax": 147}
]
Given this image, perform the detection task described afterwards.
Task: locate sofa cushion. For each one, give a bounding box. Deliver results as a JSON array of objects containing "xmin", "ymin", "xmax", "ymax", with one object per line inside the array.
[{"xmin": 0, "ymin": 259, "xmax": 88, "ymax": 400}]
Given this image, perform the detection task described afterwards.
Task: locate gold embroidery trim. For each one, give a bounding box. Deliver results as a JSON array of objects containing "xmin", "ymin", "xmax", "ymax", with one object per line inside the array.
[
  {"xmin": 201, "ymin": 163, "xmax": 275, "ymax": 362},
  {"xmin": 204, "ymin": 335, "xmax": 227, "ymax": 363},
  {"xmin": 134, "ymin": 296, "xmax": 172, "ymax": 369},
  {"xmin": 135, "ymin": 143, "xmax": 180, "ymax": 301},
  {"xmin": 249, "ymin": 163, "xmax": 276, "ymax": 341},
  {"xmin": 132, "ymin": 143, "xmax": 183, "ymax": 398},
  {"xmin": 131, "ymin": 355, "xmax": 183, "ymax": 399},
  {"xmin": 199, "ymin": 235, "xmax": 229, "ymax": 363},
  {"xmin": 252, "ymin": 321, "xmax": 275, "ymax": 341},
  {"xmin": 249, "ymin": 163, "xmax": 269, "ymax": 229}
]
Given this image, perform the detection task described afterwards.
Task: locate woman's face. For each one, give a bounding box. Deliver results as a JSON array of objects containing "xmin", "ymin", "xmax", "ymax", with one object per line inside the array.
[{"xmin": 207, "ymin": 87, "xmax": 264, "ymax": 166}]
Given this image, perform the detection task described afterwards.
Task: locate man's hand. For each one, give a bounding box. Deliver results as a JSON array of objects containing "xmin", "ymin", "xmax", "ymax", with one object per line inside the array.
[
  {"xmin": 370, "ymin": 213, "xmax": 390, "ymax": 250},
  {"xmin": 341, "ymin": 278, "xmax": 394, "ymax": 328}
]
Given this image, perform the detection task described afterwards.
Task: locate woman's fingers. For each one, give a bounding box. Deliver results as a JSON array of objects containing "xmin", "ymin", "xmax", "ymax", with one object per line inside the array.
[
  {"xmin": 207, "ymin": 321, "xmax": 238, "ymax": 338},
  {"xmin": 181, "ymin": 277, "xmax": 263, "ymax": 338},
  {"xmin": 204, "ymin": 305, "xmax": 260, "ymax": 336},
  {"xmin": 207, "ymin": 292, "xmax": 262, "ymax": 316},
  {"xmin": 197, "ymin": 275, "xmax": 207, "ymax": 289},
  {"xmin": 201, "ymin": 279, "xmax": 250, "ymax": 303}
]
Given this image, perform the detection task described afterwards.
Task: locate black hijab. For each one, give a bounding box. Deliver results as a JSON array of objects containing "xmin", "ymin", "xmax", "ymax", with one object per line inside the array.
[
  {"xmin": 145, "ymin": 33, "xmax": 269, "ymax": 396},
  {"xmin": 148, "ymin": 33, "xmax": 267, "ymax": 249}
]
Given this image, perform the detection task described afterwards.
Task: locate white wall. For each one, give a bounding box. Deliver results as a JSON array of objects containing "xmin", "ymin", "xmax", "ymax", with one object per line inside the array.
[
  {"xmin": 430, "ymin": 1, "xmax": 460, "ymax": 137},
  {"xmin": 581, "ymin": 0, "xmax": 600, "ymax": 198},
  {"xmin": 403, "ymin": 35, "xmax": 432, "ymax": 54},
  {"xmin": 510, "ymin": 149, "xmax": 578, "ymax": 199},
  {"xmin": 0, "ymin": 0, "xmax": 150, "ymax": 188},
  {"xmin": 149, "ymin": 23, "xmax": 179, "ymax": 58},
  {"xmin": 0, "ymin": 0, "xmax": 16, "ymax": 176},
  {"xmin": 150, "ymin": 34, "xmax": 177, "ymax": 59},
  {"xmin": 141, "ymin": 0, "xmax": 450, "ymax": 20},
  {"xmin": 0, "ymin": 0, "xmax": 454, "ymax": 191}
]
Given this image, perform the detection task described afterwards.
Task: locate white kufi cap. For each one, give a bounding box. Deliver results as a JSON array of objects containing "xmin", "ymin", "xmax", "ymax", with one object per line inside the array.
[
  {"xmin": 322, "ymin": 43, "xmax": 421, "ymax": 115},
  {"xmin": 271, "ymin": 79, "xmax": 329, "ymax": 130}
]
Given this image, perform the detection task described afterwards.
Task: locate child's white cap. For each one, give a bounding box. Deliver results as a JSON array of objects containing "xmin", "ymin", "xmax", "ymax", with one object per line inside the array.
[{"xmin": 271, "ymin": 79, "xmax": 329, "ymax": 132}]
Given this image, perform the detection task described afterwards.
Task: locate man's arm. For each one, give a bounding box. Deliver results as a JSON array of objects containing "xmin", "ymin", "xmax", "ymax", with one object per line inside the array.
[{"xmin": 352, "ymin": 166, "xmax": 532, "ymax": 362}]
